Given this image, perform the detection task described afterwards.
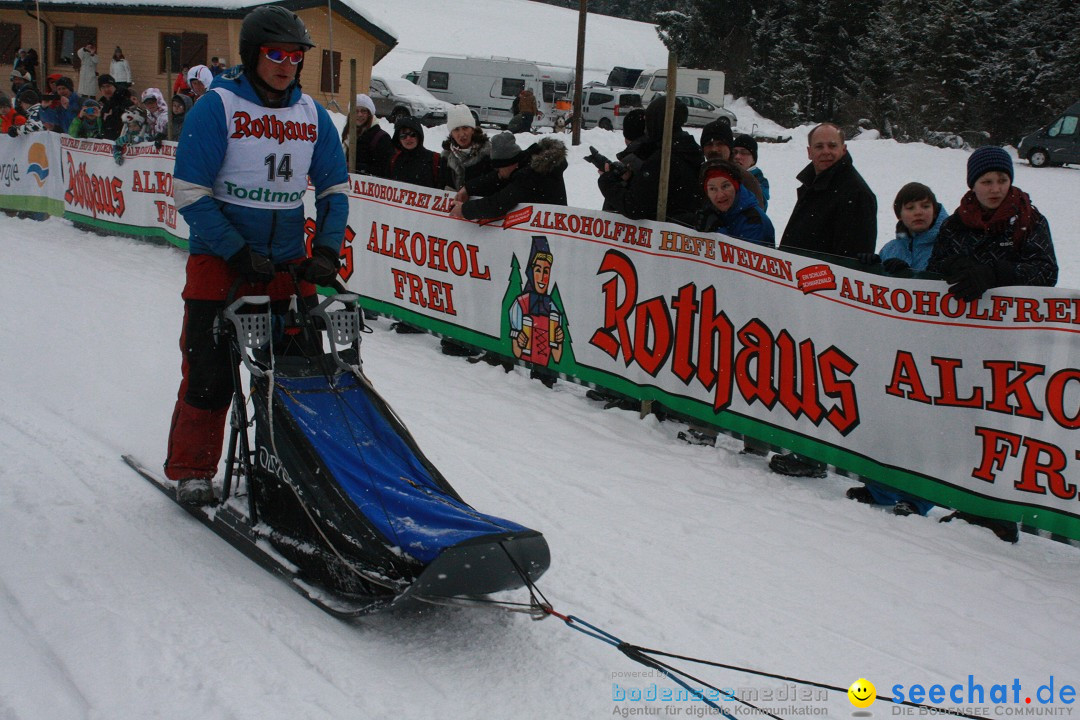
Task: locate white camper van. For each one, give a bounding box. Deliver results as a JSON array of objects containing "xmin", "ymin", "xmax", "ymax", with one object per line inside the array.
[
  {"xmin": 634, "ymin": 68, "xmax": 727, "ymax": 109},
  {"xmin": 418, "ymin": 56, "xmax": 575, "ymax": 129}
]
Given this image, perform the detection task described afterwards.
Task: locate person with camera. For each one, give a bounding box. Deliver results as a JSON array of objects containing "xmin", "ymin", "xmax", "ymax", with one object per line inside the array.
[
  {"xmin": 68, "ymin": 98, "xmax": 104, "ymax": 138},
  {"xmin": 597, "ymin": 96, "xmax": 704, "ymax": 226},
  {"xmin": 77, "ymin": 43, "xmax": 98, "ymax": 98},
  {"xmin": 165, "ymin": 6, "xmax": 349, "ymax": 505}
]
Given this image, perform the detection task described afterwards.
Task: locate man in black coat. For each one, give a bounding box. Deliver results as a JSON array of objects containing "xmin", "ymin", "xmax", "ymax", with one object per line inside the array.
[
  {"xmin": 779, "ymin": 122, "xmax": 877, "ymax": 259},
  {"xmin": 450, "ymin": 132, "xmax": 567, "ymax": 221},
  {"xmin": 771, "ymin": 122, "xmax": 877, "ymax": 479},
  {"xmin": 597, "ymin": 96, "xmax": 704, "ymax": 226}
]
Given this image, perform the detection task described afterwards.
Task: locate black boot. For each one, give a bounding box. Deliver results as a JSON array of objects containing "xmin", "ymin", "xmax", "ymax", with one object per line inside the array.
[{"xmin": 769, "ymin": 453, "xmax": 827, "ymax": 478}]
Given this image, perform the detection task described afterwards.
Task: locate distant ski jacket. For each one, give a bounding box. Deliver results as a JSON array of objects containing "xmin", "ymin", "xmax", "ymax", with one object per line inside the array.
[
  {"xmin": 9, "ymin": 103, "xmax": 45, "ymax": 136},
  {"xmin": 461, "ymin": 137, "xmax": 568, "ymax": 220},
  {"xmin": 749, "ymin": 165, "xmax": 770, "ymax": 211},
  {"xmin": 173, "ymin": 68, "xmax": 349, "ymax": 298},
  {"xmin": 694, "ymin": 185, "xmax": 775, "ymax": 247},
  {"xmin": 878, "ymin": 204, "xmax": 947, "ymax": 272}
]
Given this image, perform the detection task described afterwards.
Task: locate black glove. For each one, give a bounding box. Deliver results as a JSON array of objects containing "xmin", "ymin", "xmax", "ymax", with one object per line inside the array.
[
  {"xmin": 947, "ymin": 262, "xmax": 996, "ymax": 301},
  {"xmin": 936, "ymin": 254, "xmax": 978, "ymax": 277},
  {"xmin": 301, "ymin": 246, "xmax": 340, "ymax": 285},
  {"xmin": 7, "ymin": 126, "xmax": 18, "ymax": 138},
  {"xmin": 882, "ymin": 258, "xmax": 912, "ymax": 276},
  {"xmin": 227, "ymin": 246, "xmax": 275, "ymax": 284},
  {"xmin": 856, "ymin": 252, "xmax": 880, "ymax": 265}
]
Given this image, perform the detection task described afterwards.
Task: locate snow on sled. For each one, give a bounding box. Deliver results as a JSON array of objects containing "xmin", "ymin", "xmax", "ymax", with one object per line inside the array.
[{"xmin": 137, "ymin": 289, "xmax": 550, "ymax": 617}]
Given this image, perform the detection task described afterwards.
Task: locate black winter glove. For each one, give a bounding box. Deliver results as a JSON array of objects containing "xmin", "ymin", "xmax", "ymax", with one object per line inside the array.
[
  {"xmin": 936, "ymin": 254, "xmax": 978, "ymax": 277},
  {"xmin": 946, "ymin": 262, "xmax": 996, "ymax": 301},
  {"xmin": 7, "ymin": 126, "xmax": 18, "ymax": 138},
  {"xmin": 227, "ymin": 246, "xmax": 275, "ymax": 284},
  {"xmin": 856, "ymin": 252, "xmax": 880, "ymax": 265},
  {"xmin": 882, "ymin": 258, "xmax": 912, "ymax": 276},
  {"xmin": 301, "ymin": 246, "xmax": 341, "ymax": 285}
]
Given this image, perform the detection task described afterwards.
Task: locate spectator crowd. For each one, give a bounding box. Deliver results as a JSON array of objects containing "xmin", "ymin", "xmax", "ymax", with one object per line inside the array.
[{"xmin": 3, "ymin": 43, "xmax": 216, "ymax": 161}]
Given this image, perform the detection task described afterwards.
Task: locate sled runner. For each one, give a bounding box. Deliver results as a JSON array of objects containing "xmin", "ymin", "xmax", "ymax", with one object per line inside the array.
[{"xmin": 131, "ymin": 283, "xmax": 550, "ymax": 617}]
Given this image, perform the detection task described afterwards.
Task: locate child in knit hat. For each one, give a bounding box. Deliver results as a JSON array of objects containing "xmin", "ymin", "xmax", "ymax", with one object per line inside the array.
[
  {"xmin": 927, "ymin": 145, "xmax": 1056, "ymax": 300},
  {"xmin": 731, "ymin": 134, "xmax": 769, "ymax": 210},
  {"xmin": 923, "ymin": 145, "xmax": 1058, "ymax": 543}
]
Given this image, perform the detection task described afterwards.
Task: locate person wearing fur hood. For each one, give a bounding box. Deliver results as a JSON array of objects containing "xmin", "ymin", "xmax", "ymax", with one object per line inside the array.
[
  {"xmin": 437, "ymin": 104, "xmax": 492, "ymax": 191},
  {"xmin": 450, "ymin": 132, "xmax": 567, "ymax": 221}
]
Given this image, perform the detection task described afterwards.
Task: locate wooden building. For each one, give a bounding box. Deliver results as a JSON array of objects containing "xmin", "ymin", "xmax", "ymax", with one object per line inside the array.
[{"xmin": 0, "ymin": 0, "xmax": 396, "ymax": 109}]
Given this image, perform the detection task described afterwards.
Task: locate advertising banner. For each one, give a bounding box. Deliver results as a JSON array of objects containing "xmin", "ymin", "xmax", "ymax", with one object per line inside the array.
[
  {"xmin": 3, "ymin": 134, "xmax": 1078, "ymax": 541},
  {"xmin": 340, "ymin": 176, "xmax": 1080, "ymax": 540},
  {"xmin": 60, "ymin": 136, "xmax": 188, "ymax": 245},
  {"xmin": 0, "ymin": 132, "xmax": 64, "ymax": 214}
]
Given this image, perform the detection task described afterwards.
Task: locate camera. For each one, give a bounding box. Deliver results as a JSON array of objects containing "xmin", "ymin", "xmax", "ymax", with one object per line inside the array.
[{"xmin": 584, "ymin": 145, "xmax": 627, "ymax": 176}]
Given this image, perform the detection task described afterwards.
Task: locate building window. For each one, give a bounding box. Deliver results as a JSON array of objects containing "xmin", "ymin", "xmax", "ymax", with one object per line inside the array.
[
  {"xmin": 54, "ymin": 26, "xmax": 96, "ymax": 67},
  {"xmin": 0, "ymin": 22, "xmax": 20, "ymax": 65},
  {"xmin": 160, "ymin": 32, "xmax": 207, "ymax": 74},
  {"xmin": 426, "ymin": 71, "xmax": 448, "ymax": 91},
  {"xmin": 320, "ymin": 49, "xmax": 341, "ymax": 93}
]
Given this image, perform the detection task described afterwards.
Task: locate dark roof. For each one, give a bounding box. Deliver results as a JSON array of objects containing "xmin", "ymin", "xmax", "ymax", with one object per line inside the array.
[{"xmin": 0, "ymin": 0, "xmax": 397, "ymax": 52}]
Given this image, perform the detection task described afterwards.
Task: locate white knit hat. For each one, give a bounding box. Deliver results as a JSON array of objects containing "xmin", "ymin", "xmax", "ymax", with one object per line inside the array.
[
  {"xmin": 354, "ymin": 93, "xmax": 376, "ymax": 115},
  {"xmin": 446, "ymin": 104, "xmax": 476, "ymax": 131}
]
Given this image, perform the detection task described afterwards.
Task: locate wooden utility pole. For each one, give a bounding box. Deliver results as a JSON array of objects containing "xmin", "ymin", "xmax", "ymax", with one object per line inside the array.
[
  {"xmin": 641, "ymin": 52, "xmax": 677, "ymax": 420},
  {"xmin": 348, "ymin": 59, "xmax": 357, "ymax": 173},
  {"xmin": 655, "ymin": 50, "xmax": 678, "ymax": 223},
  {"xmin": 571, "ymin": 0, "xmax": 586, "ymax": 146}
]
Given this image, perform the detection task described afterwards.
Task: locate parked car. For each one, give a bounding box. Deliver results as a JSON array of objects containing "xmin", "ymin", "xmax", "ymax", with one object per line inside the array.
[
  {"xmin": 1018, "ymin": 101, "xmax": 1080, "ymax": 167},
  {"xmin": 675, "ymin": 94, "xmax": 736, "ymax": 128},
  {"xmin": 578, "ymin": 86, "xmax": 642, "ymax": 131},
  {"xmin": 369, "ymin": 75, "xmax": 454, "ymax": 126}
]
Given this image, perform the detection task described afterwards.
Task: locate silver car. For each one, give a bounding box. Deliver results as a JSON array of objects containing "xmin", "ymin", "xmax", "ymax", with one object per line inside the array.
[
  {"xmin": 369, "ymin": 75, "xmax": 454, "ymax": 126},
  {"xmin": 675, "ymin": 94, "xmax": 736, "ymax": 128}
]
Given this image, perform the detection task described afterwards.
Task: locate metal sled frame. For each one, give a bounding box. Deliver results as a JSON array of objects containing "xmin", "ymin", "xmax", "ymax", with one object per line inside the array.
[{"xmin": 219, "ymin": 294, "xmax": 273, "ymax": 522}]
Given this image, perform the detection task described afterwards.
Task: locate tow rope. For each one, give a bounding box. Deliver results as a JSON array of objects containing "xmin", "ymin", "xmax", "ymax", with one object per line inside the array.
[{"xmin": 490, "ymin": 558, "xmax": 990, "ymax": 720}]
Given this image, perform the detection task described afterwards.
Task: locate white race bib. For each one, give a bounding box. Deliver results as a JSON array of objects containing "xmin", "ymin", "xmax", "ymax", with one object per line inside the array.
[{"xmin": 212, "ymin": 88, "xmax": 319, "ymax": 209}]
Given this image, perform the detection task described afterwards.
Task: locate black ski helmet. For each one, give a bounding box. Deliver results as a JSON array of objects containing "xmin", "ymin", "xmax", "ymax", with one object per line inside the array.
[{"xmin": 239, "ymin": 5, "xmax": 315, "ymax": 73}]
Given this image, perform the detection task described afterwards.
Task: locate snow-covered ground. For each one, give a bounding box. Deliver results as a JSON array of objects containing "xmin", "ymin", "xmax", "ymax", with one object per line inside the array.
[{"xmin": 4, "ymin": 2, "xmax": 1080, "ymax": 718}]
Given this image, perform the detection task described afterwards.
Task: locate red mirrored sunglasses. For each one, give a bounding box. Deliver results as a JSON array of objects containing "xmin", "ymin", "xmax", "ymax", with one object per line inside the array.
[{"xmin": 261, "ymin": 46, "xmax": 305, "ymax": 65}]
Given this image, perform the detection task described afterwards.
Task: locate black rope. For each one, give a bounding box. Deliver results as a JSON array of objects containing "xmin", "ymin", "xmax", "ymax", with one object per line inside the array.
[{"xmin": 626, "ymin": 645, "xmax": 992, "ymax": 720}]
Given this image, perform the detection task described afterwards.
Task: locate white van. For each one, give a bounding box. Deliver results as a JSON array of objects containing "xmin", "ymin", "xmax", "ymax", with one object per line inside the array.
[
  {"xmin": 418, "ymin": 56, "xmax": 575, "ymax": 130},
  {"xmin": 634, "ymin": 67, "xmax": 727, "ymax": 109}
]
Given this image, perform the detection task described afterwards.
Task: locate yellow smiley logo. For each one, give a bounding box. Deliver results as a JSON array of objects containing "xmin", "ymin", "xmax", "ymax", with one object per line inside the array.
[{"xmin": 848, "ymin": 678, "xmax": 877, "ymax": 708}]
